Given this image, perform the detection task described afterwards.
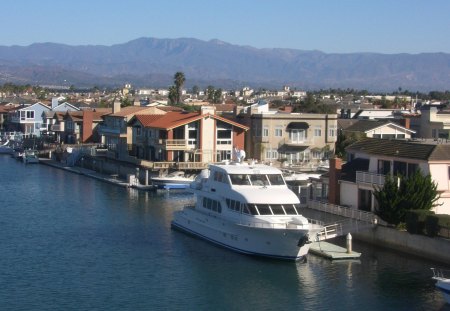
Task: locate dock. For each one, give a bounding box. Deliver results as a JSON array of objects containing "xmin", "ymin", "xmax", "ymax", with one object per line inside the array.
[{"xmin": 309, "ymin": 241, "xmax": 361, "ymax": 260}]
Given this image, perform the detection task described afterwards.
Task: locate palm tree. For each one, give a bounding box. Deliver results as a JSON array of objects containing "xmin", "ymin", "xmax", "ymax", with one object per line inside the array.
[{"xmin": 174, "ymin": 72, "xmax": 185, "ymax": 104}]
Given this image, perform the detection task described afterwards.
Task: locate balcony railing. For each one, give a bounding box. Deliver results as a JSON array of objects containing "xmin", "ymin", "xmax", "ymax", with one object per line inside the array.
[
  {"xmin": 356, "ymin": 171, "xmax": 386, "ymax": 186},
  {"xmin": 50, "ymin": 124, "xmax": 63, "ymax": 131},
  {"xmin": 156, "ymin": 139, "xmax": 197, "ymax": 150}
]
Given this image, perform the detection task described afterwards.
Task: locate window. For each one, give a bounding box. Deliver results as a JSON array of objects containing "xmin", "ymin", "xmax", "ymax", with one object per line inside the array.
[
  {"xmin": 312, "ymin": 150, "xmax": 321, "ymax": 159},
  {"xmin": 253, "ymin": 126, "xmax": 260, "ymax": 137},
  {"xmin": 283, "ymin": 204, "xmax": 299, "ymax": 215},
  {"xmin": 136, "ymin": 126, "xmax": 142, "ymax": 136},
  {"xmin": 329, "ymin": 126, "xmax": 336, "ymax": 137},
  {"xmin": 263, "ymin": 126, "xmax": 269, "ymax": 137},
  {"xmin": 26, "ymin": 111, "xmax": 34, "ymax": 119},
  {"xmin": 314, "ymin": 126, "xmax": 322, "ymax": 137},
  {"xmin": 202, "ymin": 197, "xmax": 222, "ymax": 213},
  {"xmin": 256, "ymin": 204, "xmax": 272, "ymax": 215},
  {"xmin": 267, "ymin": 174, "xmax": 285, "ymax": 185},
  {"xmin": 229, "ymin": 174, "xmax": 251, "ymax": 185},
  {"xmin": 289, "ymin": 129, "xmax": 306, "ymax": 143},
  {"xmin": 378, "ymin": 160, "xmax": 391, "ymax": 175},
  {"xmin": 275, "ymin": 127, "xmax": 283, "ymax": 137},
  {"xmin": 217, "ymin": 121, "xmax": 232, "ymax": 144},
  {"xmin": 249, "ymin": 174, "xmax": 269, "ymax": 186},
  {"xmin": 265, "ymin": 150, "xmax": 278, "ymax": 160}
]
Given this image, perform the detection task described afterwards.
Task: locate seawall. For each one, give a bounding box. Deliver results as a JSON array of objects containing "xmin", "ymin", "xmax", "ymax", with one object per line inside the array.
[{"xmin": 354, "ymin": 226, "xmax": 450, "ymax": 264}]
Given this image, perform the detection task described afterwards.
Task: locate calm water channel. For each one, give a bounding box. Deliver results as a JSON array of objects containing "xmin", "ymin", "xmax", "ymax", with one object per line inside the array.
[{"xmin": 0, "ymin": 155, "xmax": 449, "ymax": 311}]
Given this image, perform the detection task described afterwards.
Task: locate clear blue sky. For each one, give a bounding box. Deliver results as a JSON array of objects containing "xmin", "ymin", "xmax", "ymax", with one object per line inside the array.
[{"xmin": 3, "ymin": 0, "xmax": 450, "ymax": 54}]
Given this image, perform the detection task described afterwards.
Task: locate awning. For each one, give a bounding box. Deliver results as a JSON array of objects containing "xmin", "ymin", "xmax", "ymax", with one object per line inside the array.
[
  {"xmin": 286, "ymin": 122, "xmax": 309, "ymax": 130},
  {"xmin": 278, "ymin": 145, "xmax": 309, "ymax": 153}
]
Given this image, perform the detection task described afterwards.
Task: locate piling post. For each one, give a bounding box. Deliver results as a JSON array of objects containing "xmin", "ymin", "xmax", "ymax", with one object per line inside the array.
[
  {"xmin": 145, "ymin": 169, "xmax": 149, "ymax": 186},
  {"xmin": 346, "ymin": 233, "xmax": 352, "ymax": 254}
]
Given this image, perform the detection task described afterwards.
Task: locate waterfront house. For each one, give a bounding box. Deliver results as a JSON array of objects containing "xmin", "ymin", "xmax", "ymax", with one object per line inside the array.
[
  {"xmin": 328, "ymin": 138, "xmax": 450, "ymax": 215},
  {"xmin": 238, "ymin": 101, "xmax": 338, "ymax": 167},
  {"xmin": 98, "ymin": 102, "xmax": 169, "ymax": 161},
  {"xmin": 419, "ymin": 105, "xmax": 450, "ymax": 139},
  {"xmin": 341, "ymin": 119, "xmax": 415, "ymax": 139},
  {"xmin": 128, "ymin": 106, "xmax": 249, "ymax": 163},
  {"xmin": 8, "ymin": 102, "xmax": 51, "ymax": 137},
  {"xmin": 63, "ymin": 109, "xmax": 111, "ymax": 144},
  {"xmin": 41, "ymin": 99, "xmax": 80, "ymax": 138}
]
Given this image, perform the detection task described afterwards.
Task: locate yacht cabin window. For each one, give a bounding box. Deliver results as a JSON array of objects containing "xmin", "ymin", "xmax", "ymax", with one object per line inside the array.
[
  {"xmin": 235, "ymin": 203, "xmax": 300, "ymax": 215},
  {"xmin": 229, "ymin": 174, "xmax": 285, "ymax": 186}
]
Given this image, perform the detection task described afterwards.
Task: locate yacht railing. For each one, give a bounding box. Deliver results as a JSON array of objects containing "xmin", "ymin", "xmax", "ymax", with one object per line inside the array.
[{"xmin": 431, "ymin": 268, "xmax": 450, "ymax": 279}]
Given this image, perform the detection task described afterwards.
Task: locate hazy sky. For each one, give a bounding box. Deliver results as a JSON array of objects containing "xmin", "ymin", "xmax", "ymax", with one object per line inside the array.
[{"xmin": 3, "ymin": 0, "xmax": 450, "ymax": 54}]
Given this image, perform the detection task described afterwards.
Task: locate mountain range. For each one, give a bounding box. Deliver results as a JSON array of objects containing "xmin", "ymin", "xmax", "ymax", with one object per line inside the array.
[{"xmin": 0, "ymin": 37, "xmax": 449, "ymax": 92}]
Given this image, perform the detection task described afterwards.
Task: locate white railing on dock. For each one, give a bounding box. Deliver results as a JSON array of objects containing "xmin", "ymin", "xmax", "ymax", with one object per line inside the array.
[
  {"xmin": 316, "ymin": 223, "xmax": 343, "ymax": 241},
  {"xmin": 308, "ymin": 200, "xmax": 386, "ymax": 225}
]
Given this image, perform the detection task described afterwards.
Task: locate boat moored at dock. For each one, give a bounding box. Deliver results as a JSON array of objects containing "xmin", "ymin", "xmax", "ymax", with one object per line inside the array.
[
  {"xmin": 22, "ymin": 150, "xmax": 39, "ymax": 164},
  {"xmin": 171, "ymin": 160, "xmax": 324, "ymax": 261},
  {"xmin": 151, "ymin": 171, "xmax": 195, "ymax": 189},
  {"xmin": 432, "ymin": 268, "xmax": 450, "ymax": 304}
]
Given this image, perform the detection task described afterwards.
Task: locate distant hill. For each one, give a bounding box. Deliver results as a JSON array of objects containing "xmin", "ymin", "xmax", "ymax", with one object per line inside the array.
[{"xmin": 0, "ymin": 37, "xmax": 449, "ymax": 91}]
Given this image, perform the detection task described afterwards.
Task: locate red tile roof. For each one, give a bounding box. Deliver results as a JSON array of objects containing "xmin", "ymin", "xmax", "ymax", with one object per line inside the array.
[
  {"xmin": 134, "ymin": 111, "xmax": 249, "ymax": 130},
  {"xmin": 134, "ymin": 114, "xmax": 165, "ymax": 127}
]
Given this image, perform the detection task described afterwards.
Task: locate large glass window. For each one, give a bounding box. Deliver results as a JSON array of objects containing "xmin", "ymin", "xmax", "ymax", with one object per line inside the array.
[
  {"xmin": 217, "ymin": 121, "xmax": 232, "ymax": 145},
  {"xmin": 289, "ymin": 129, "xmax": 306, "ymax": 143}
]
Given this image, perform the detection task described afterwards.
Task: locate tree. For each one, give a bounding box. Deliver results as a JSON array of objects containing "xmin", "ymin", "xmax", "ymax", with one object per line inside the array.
[
  {"xmin": 373, "ymin": 170, "xmax": 441, "ymax": 225},
  {"xmin": 168, "ymin": 86, "xmax": 178, "ymax": 105},
  {"xmin": 213, "ymin": 88, "xmax": 222, "ymax": 103},
  {"xmin": 174, "ymin": 72, "xmax": 185, "ymax": 104},
  {"xmin": 192, "ymin": 85, "xmax": 199, "ymax": 96},
  {"xmin": 206, "ymin": 85, "xmax": 215, "ymax": 102}
]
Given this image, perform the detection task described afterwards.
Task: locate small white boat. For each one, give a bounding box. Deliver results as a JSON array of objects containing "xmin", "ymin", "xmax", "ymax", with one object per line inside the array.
[
  {"xmin": 23, "ymin": 150, "xmax": 40, "ymax": 164},
  {"xmin": 0, "ymin": 140, "xmax": 13, "ymax": 154},
  {"xmin": 432, "ymin": 268, "xmax": 450, "ymax": 304},
  {"xmin": 171, "ymin": 160, "xmax": 324, "ymax": 261},
  {"xmin": 151, "ymin": 171, "xmax": 195, "ymax": 189}
]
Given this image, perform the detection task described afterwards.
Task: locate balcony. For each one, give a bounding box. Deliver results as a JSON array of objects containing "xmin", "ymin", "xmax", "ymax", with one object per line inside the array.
[
  {"xmin": 356, "ymin": 171, "xmax": 386, "ymax": 186},
  {"xmin": 50, "ymin": 124, "xmax": 63, "ymax": 132},
  {"xmin": 157, "ymin": 139, "xmax": 196, "ymax": 150}
]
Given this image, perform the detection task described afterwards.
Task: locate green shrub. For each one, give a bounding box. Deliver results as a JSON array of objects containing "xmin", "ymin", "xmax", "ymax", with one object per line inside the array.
[
  {"xmin": 406, "ymin": 210, "xmax": 435, "ymax": 234},
  {"xmin": 425, "ymin": 215, "xmax": 439, "ymax": 237}
]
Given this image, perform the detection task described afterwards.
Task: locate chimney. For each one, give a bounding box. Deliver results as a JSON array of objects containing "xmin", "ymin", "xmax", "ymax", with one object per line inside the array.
[
  {"xmin": 113, "ymin": 101, "xmax": 121, "ymax": 114},
  {"xmin": 328, "ymin": 157, "xmax": 342, "ymax": 205},
  {"xmin": 201, "ymin": 105, "xmax": 216, "ymax": 115},
  {"xmin": 81, "ymin": 110, "xmax": 94, "ymax": 143}
]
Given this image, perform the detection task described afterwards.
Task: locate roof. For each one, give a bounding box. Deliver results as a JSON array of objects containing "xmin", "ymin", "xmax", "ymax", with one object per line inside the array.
[
  {"xmin": 65, "ymin": 110, "xmax": 111, "ymax": 122},
  {"xmin": 346, "ymin": 138, "xmax": 450, "ymax": 161},
  {"xmin": 133, "ymin": 114, "xmax": 165, "ymax": 127},
  {"xmin": 109, "ymin": 106, "xmax": 152, "ymax": 117},
  {"xmin": 133, "ymin": 112, "xmax": 249, "ymax": 131},
  {"xmin": 344, "ymin": 120, "xmax": 414, "ymax": 133}
]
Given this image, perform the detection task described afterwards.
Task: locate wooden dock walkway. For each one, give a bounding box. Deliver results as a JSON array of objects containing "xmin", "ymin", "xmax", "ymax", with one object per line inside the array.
[{"xmin": 309, "ymin": 241, "xmax": 361, "ymax": 260}]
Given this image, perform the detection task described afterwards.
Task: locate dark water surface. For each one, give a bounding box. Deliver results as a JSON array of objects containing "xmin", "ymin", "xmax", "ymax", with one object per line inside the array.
[{"xmin": 0, "ymin": 155, "xmax": 449, "ymax": 310}]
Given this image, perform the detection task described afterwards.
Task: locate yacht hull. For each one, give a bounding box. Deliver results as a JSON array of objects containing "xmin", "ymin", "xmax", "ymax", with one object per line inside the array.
[{"xmin": 172, "ymin": 208, "xmax": 317, "ymax": 260}]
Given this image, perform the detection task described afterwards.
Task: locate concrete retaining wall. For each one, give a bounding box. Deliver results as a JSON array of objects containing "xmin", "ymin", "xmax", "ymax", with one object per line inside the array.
[{"xmin": 354, "ymin": 225, "xmax": 450, "ymax": 264}]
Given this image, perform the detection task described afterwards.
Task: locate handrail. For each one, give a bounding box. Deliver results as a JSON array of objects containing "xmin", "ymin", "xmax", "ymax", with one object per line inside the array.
[{"xmin": 308, "ymin": 200, "xmax": 387, "ymax": 226}]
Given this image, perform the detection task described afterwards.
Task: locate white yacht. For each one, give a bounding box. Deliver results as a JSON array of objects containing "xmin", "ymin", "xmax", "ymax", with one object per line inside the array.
[{"xmin": 171, "ymin": 161, "xmax": 324, "ymax": 261}]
